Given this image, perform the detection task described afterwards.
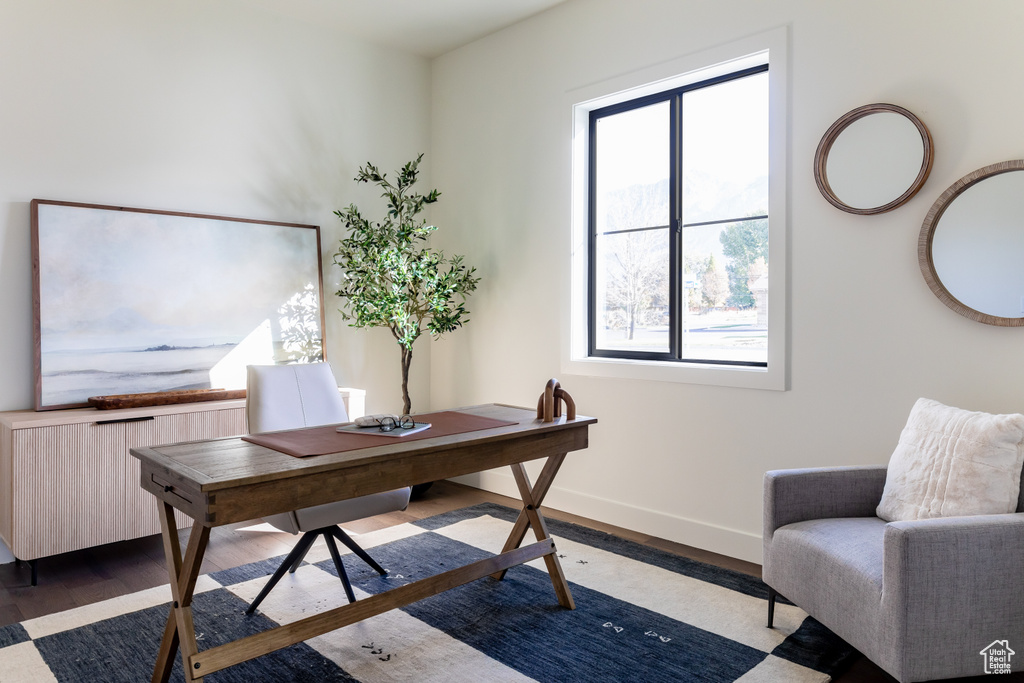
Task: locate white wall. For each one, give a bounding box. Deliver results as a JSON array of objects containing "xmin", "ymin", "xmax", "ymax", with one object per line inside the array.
[
  {"xmin": 0, "ymin": 0, "xmax": 432, "ymax": 416},
  {"xmin": 430, "ymin": 0, "xmax": 1024, "ymax": 562}
]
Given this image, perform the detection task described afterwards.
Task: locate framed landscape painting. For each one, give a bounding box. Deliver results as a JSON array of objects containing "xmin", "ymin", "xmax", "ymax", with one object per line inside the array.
[{"xmin": 32, "ymin": 199, "xmax": 325, "ymax": 410}]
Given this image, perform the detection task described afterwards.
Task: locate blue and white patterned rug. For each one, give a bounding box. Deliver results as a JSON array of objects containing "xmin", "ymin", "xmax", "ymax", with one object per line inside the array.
[{"xmin": 0, "ymin": 503, "xmax": 855, "ymax": 682}]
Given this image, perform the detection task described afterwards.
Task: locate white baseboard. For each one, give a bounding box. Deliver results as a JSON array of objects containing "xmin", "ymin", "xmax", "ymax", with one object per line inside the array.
[
  {"xmin": 449, "ymin": 471, "xmax": 763, "ymax": 565},
  {"xmin": 0, "ymin": 538, "xmax": 14, "ymax": 564}
]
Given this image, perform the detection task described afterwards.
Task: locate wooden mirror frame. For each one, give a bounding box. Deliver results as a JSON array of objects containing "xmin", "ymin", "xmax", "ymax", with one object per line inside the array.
[
  {"xmin": 918, "ymin": 160, "xmax": 1024, "ymax": 327},
  {"xmin": 814, "ymin": 103, "xmax": 934, "ymax": 215}
]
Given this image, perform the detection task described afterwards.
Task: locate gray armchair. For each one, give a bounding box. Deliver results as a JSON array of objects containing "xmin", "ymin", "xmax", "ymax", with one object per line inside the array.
[{"xmin": 763, "ymin": 466, "xmax": 1024, "ymax": 682}]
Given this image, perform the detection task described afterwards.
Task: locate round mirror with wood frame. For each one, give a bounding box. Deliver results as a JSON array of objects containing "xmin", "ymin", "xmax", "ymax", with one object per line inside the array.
[
  {"xmin": 814, "ymin": 103, "xmax": 934, "ymax": 215},
  {"xmin": 919, "ymin": 160, "xmax": 1024, "ymax": 327}
]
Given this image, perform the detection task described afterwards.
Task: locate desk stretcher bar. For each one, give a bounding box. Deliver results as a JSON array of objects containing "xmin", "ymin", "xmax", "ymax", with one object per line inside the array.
[{"xmin": 192, "ymin": 537, "xmax": 554, "ymax": 677}]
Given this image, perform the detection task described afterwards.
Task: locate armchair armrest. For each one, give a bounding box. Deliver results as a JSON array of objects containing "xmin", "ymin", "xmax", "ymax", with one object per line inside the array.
[
  {"xmin": 884, "ymin": 512, "xmax": 1024, "ymax": 583},
  {"xmin": 763, "ymin": 466, "xmax": 888, "ymax": 540},
  {"xmin": 879, "ymin": 513, "xmax": 1024, "ymax": 681}
]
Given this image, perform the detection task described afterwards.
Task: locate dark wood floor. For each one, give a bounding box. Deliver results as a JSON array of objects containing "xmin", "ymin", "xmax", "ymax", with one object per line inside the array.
[{"xmin": 1, "ymin": 481, "xmax": 1016, "ymax": 682}]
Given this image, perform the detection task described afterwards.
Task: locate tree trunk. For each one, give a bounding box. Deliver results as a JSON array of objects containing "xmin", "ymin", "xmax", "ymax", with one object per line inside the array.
[{"xmin": 400, "ymin": 345, "xmax": 413, "ymax": 415}]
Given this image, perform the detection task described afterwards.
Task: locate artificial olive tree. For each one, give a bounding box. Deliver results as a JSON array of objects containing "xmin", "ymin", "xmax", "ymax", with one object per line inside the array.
[{"xmin": 332, "ymin": 155, "xmax": 479, "ymax": 415}]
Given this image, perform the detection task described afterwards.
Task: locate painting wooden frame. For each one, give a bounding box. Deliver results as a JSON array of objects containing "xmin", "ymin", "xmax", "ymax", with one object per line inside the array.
[{"xmin": 32, "ymin": 199, "xmax": 326, "ymax": 411}]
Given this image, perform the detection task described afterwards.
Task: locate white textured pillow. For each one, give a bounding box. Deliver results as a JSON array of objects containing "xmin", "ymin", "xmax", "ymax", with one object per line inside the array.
[{"xmin": 876, "ymin": 398, "xmax": 1024, "ymax": 522}]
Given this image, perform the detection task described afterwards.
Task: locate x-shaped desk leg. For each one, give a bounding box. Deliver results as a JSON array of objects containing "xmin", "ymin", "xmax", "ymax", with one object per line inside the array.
[
  {"xmin": 492, "ymin": 453, "xmax": 575, "ymax": 609},
  {"xmin": 152, "ymin": 502, "xmax": 210, "ymax": 683}
]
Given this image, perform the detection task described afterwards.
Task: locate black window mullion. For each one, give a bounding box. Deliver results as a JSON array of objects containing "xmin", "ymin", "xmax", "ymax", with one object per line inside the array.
[
  {"xmin": 682, "ymin": 214, "xmax": 769, "ymax": 229},
  {"xmin": 669, "ymin": 93, "xmax": 683, "ymax": 360},
  {"xmin": 598, "ymin": 224, "xmax": 671, "ymax": 237},
  {"xmin": 587, "ymin": 110, "xmax": 599, "ymax": 357}
]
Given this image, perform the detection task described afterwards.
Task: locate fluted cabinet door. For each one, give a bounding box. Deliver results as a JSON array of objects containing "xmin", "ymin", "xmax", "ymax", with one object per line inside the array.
[{"xmin": 11, "ymin": 422, "xmax": 126, "ymax": 560}]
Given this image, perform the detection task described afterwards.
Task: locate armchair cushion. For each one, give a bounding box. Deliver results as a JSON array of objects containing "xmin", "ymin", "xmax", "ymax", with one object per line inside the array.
[
  {"xmin": 768, "ymin": 516, "xmax": 887, "ymax": 658},
  {"xmin": 877, "ymin": 398, "xmax": 1024, "ymax": 522}
]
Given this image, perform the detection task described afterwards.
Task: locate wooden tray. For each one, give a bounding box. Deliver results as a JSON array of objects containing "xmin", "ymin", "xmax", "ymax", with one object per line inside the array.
[{"xmin": 87, "ymin": 388, "xmax": 246, "ymax": 410}]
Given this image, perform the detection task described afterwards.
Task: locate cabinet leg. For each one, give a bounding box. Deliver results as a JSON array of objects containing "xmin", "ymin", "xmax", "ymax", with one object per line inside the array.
[{"xmin": 14, "ymin": 558, "xmax": 37, "ymax": 586}]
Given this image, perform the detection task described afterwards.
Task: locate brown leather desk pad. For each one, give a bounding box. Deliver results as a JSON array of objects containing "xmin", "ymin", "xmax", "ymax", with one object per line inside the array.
[{"xmin": 241, "ymin": 410, "xmax": 518, "ymax": 458}]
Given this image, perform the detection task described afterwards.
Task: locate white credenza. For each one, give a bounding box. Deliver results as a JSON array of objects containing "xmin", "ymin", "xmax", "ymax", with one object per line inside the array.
[
  {"xmin": 0, "ymin": 400, "xmax": 248, "ymax": 566},
  {"xmin": 0, "ymin": 387, "xmax": 365, "ymax": 578}
]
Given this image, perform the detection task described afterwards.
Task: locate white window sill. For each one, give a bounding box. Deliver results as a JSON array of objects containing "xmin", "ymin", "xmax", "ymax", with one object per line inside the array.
[{"xmin": 562, "ymin": 355, "xmax": 786, "ymax": 391}]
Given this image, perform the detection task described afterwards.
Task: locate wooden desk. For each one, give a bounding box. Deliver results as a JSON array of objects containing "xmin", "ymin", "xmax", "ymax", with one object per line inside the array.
[{"xmin": 131, "ymin": 403, "xmax": 596, "ymax": 682}]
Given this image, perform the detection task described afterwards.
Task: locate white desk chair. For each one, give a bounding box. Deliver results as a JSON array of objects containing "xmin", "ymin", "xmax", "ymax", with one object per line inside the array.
[{"xmin": 244, "ymin": 362, "xmax": 411, "ymax": 614}]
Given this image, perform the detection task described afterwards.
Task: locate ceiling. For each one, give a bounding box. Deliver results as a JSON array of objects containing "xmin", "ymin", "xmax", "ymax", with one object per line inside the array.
[{"xmin": 250, "ymin": 0, "xmax": 569, "ymax": 58}]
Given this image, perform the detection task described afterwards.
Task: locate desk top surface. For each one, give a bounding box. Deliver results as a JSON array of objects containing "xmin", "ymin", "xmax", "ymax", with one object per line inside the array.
[{"xmin": 131, "ymin": 403, "xmax": 595, "ymax": 493}]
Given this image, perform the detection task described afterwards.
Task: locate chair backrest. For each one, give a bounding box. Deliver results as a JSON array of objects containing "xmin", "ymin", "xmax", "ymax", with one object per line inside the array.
[{"xmin": 246, "ymin": 362, "xmax": 348, "ymax": 433}]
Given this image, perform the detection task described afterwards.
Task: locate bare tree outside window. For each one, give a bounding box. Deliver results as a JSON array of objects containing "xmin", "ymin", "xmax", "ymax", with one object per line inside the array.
[{"xmin": 602, "ymin": 229, "xmax": 668, "ymax": 340}]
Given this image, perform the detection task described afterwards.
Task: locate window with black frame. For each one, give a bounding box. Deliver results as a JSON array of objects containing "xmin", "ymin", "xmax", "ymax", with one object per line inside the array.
[{"xmin": 588, "ymin": 65, "xmax": 769, "ymax": 366}]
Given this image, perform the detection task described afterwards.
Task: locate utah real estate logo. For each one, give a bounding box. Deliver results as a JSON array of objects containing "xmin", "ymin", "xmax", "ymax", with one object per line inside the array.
[{"xmin": 980, "ymin": 640, "xmax": 1015, "ymax": 675}]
